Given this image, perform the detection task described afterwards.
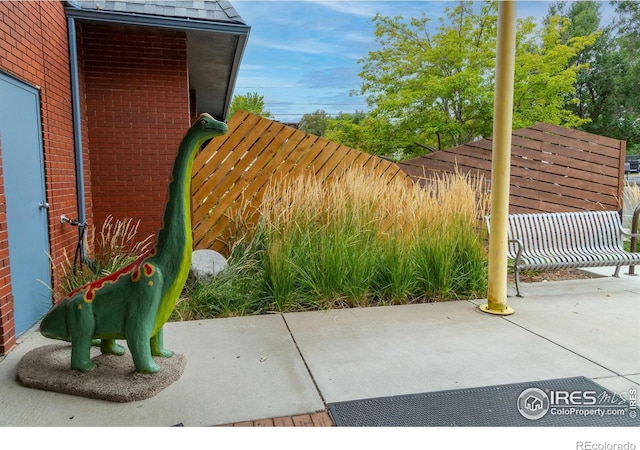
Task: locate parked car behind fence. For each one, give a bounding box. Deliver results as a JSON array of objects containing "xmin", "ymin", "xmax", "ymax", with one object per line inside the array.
[{"xmin": 626, "ymin": 155, "xmax": 639, "ymax": 173}]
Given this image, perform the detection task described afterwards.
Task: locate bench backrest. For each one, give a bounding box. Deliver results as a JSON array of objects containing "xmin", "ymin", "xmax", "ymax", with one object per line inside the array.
[{"xmin": 487, "ymin": 211, "xmax": 623, "ymax": 257}]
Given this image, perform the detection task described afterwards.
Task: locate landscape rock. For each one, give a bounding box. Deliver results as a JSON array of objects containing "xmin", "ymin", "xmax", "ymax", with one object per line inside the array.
[{"xmin": 190, "ymin": 249, "xmax": 228, "ymax": 279}]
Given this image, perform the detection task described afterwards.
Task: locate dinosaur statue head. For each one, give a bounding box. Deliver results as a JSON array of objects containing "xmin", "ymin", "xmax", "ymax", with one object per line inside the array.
[{"xmin": 193, "ymin": 113, "xmax": 228, "ymax": 144}]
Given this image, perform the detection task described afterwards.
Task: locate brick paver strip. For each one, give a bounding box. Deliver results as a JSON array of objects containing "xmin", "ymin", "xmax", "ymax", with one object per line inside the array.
[
  {"xmin": 273, "ymin": 416, "xmax": 295, "ymax": 426},
  {"xmin": 231, "ymin": 421, "xmax": 254, "ymax": 427},
  {"xmin": 220, "ymin": 410, "xmax": 335, "ymax": 427},
  {"xmin": 292, "ymin": 414, "xmax": 314, "ymax": 426},
  {"xmin": 311, "ymin": 412, "xmax": 334, "ymax": 426},
  {"xmin": 253, "ymin": 418, "xmax": 275, "ymax": 426}
]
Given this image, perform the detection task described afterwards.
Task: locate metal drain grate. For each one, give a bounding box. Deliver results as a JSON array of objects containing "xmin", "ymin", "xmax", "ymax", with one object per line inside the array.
[{"xmin": 328, "ymin": 377, "xmax": 640, "ymax": 427}]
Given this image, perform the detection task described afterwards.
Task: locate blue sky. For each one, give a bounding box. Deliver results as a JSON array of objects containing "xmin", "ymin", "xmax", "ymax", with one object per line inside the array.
[{"xmin": 230, "ymin": 1, "xmax": 614, "ymax": 123}]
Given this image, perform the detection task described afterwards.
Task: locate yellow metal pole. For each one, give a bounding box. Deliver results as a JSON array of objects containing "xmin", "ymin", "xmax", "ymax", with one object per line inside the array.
[{"xmin": 479, "ymin": 1, "xmax": 516, "ymax": 316}]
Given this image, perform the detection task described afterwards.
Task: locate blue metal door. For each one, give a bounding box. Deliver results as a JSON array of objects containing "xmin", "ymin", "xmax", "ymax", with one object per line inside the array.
[{"xmin": 0, "ymin": 72, "xmax": 52, "ymax": 336}]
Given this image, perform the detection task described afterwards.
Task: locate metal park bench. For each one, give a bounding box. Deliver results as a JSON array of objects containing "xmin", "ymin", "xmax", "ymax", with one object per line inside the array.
[{"xmin": 486, "ymin": 210, "xmax": 640, "ymax": 297}]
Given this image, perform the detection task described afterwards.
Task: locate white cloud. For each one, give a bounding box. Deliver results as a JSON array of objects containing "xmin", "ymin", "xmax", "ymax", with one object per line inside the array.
[
  {"xmin": 235, "ymin": 71, "xmax": 302, "ymax": 89},
  {"xmin": 249, "ymin": 36, "xmax": 347, "ymax": 56},
  {"xmin": 343, "ymin": 31, "xmax": 375, "ymax": 44},
  {"xmin": 309, "ymin": 0, "xmax": 381, "ymax": 18}
]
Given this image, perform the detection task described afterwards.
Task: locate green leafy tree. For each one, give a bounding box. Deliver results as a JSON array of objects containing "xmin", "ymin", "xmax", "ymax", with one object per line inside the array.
[
  {"xmin": 614, "ymin": 0, "xmax": 640, "ymax": 39},
  {"xmin": 610, "ymin": 0, "xmax": 640, "ymax": 153},
  {"xmin": 357, "ymin": 2, "xmax": 496, "ymax": 155},
  {"xmin": 298, "ymin": 109, "xmax": 330, "ymax": 136},
  {"xmin": 325, "ymin": 111, "xmax": 367, "ymax": 149},
  {"xmin": 543, "ymin": 2, "xmax": 608, "ymax": 125},
  {"xmin": 325, "ymin": 112, "xmax": 405, "ymax": 157},
  {"xmin": 511, "ymin": 13, "xmax": 597, "ymax": 129},
  {"xmin": 546, "ymin": 1, "xmax": 640, "ymax": 154},
  {"xmin": 228, "ymin": 92, "xmax": 272, "ymax": 119},
  {"xmin": 354, "ymin": 1, "xmax": 598, "ymax": 158},
  {"xmin": 544, "ymin": 1, "xmax": 601, "ymax": 39}
]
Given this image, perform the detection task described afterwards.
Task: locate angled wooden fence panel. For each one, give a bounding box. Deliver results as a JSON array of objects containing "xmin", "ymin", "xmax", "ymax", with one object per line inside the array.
[
  {"xmin": 191, "ymin": 110, "xmax": 411, "ymax": 255},
  {"xmin": 398, "ymin": 123, "xmax": 626, "ymax": 214}
]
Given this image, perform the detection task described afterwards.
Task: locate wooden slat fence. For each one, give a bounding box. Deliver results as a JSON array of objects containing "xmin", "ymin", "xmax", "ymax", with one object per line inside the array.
[
  {"xmin": 398, "ymin": 123, "xmax": 626, "ymax": 214},
  {"xmin": 191, "ymin": 110, "xmax": 411, "ymax": 255}
]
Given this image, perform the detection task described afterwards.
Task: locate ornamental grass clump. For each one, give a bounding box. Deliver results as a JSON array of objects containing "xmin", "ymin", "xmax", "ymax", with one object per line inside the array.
[
  {"xmin": 251, "ymin": 167, "xmax": 489, "ymax": 311},
  {"xmin": 174, "ymin": 167, "xmax": 489, "ymax": 319},
  {"xmin": 53, "ymin": 215, "xmax": 153, "ymax": 301}
]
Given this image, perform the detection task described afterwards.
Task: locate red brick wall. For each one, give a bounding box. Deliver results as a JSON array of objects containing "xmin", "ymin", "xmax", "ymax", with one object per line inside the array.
[
  {"xmin": 0, "ymin": 1, "xmax": 79, "ymax": 353},
  {"xmin": 0, "ymin": 141, "xmax": 15, "ymax": 354},
  {"xmin": 0, "ymin": 3, "xmax": 192, "ymax": 354},
  {"xmin": 80, "ymin": 22, "xmax": 190, "ymax": 244}
]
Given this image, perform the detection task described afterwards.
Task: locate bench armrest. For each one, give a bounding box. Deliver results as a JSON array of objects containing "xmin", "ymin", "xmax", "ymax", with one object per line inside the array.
[
  {"xmin": 509, "ymin": 238, "xmax": 524, "ymax": 266},
  {"xmin": 485, "ymin": 216, "xmax": 524, "ymax": 263},
  {"xmin": 619, "ymin": 225, "xmax": 640, "ymax": 239}
]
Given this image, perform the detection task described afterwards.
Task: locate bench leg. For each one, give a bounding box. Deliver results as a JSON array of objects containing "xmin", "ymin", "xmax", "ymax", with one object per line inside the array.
[
  {"xmin": 613, "ymin": 266, "xmax": 621, "ymax": 278},
  {"xmin": 514, "ymin": 268, "xmax": 523, "ymax": 297}
]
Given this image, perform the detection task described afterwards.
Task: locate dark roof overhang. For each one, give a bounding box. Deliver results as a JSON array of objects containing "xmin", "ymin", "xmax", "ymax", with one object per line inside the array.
[{"xmin": 64, "ymin": 1, "xmax": 250, "ymax": 120}]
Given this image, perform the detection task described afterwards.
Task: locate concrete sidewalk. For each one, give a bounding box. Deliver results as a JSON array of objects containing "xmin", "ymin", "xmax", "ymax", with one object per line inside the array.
[{"xmin": 0, "ymin": 268, "xmax": 639, "ymax": 426}]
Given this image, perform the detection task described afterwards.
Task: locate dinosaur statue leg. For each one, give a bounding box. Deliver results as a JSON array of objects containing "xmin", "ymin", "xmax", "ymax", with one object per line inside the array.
[
  {"xmin": 127, "ymin": 323, "xmax": 160, "ymax": 374},
  {"xmin": 68, "ymin": 304, "xmax": 97, "ymax": 372},
  {"xmin": 71, "ymin": 338, "xmax": 96, "ymax": 372},
  {"xmin": 125, "ymin": 287, "xmax": 163, "ymax": 373},
  {"xmin": 151, "ymin": 327, "xmax": 173, "ymax": 358},
  {"xmin": 100, "ymin": 339, "xmax": 126, "ymax": 355}
]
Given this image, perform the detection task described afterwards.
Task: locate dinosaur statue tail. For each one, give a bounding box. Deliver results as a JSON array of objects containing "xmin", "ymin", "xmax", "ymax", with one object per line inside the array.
[{"xmin": 39, "ymin": 304, "xmax": 69, "ymax": 340}]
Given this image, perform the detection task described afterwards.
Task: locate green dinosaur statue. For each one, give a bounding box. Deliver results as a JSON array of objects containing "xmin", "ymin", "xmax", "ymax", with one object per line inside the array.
[{"xmin": 40, "ymin": 113, "xmax": 228, "ymax": 373}]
